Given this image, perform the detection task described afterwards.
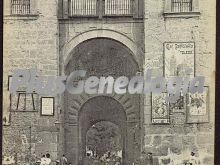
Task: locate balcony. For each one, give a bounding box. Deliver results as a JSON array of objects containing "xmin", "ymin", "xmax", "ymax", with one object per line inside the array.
[
  {"xmin": 68, "ymin": 0, "xmax": 134, "ymax": 17},
  {"xmin": 59, "ymin": 0, "xmax": 143, "ymax": 19},
  {"xmin": 68, "ymin": 0, "xmax": 98, "ymax": 17}
]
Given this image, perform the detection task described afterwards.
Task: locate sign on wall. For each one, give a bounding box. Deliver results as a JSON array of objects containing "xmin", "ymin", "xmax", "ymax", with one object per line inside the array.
[
  {"xmin": 169, "ymin": 92, "xmax": 186, "ymax": 113},
  {"xmin": 40, "ymin": 97, "xmax": 54, "ymax": 116},
  {"xmin": 151, "ymin": 93, "xmax": 170, "ymax": 124},
  {"xmin": 164, "ymin": 42, "xmax": 195, "ymax": 78},
  {"xmin": 186, "ymin": 87, "xmax": 209, "ymax": 123}
]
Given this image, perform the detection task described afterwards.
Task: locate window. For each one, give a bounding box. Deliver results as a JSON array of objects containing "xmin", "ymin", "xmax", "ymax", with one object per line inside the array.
[
  {"xmin": 105, "ymin": 0, "xmax": 132, "ymax": 16},
  {"xmin": 68, "ymin": 0, "xmax": 98, "ymax": 17},
  {"xmin": 68, "ymin": 0, "xmax": 134, "ymax": 17},
  {"xmin": 11, "ymin": 0, "xmax": 31, "ymax": 15},
  {"xmin": 164, "ymin": 0, "xmax": 200, "ymax": 17},
  {"xmin": 171, "ymin": 0, "xmax": 192, "ymax": 12}
]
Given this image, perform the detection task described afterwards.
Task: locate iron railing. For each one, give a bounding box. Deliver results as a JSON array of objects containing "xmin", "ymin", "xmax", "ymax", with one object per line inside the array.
[
  {"xmin": 104, "ymin": 0, "xmax": 132, "ymax": 16},
  {"xmin": 69, "ymin": 0, "xmax": 98, "ymax": 17},
  {"xmin": 11, "ymin": 0, "xmax": 30, "ymax": 15},
  {"xmin": 68, "ymin": 0, "xmax": 133, "ymax": 17},
  {"xmin": 171, "ymin": 0, "xmax": 192, "ymax": 12}
]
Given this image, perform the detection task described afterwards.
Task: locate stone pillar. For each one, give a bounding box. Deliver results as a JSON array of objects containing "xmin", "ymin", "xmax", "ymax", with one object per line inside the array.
[{"xmin": 65, "ymin": 124, "xmax": 78, "ymax": 165}]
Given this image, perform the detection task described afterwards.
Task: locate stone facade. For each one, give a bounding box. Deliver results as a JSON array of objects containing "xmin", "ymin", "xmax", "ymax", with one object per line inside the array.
[
  {"xmin": 3, "ymin": 0, "xmax": 215, "ymax": 164},
  {"xmin": 3, "ymin": 0, "xmax": 59, "ymax": 163},
  {"xmin": 143, "ymin": 0, "xmax": 215, "ymax": 164}
]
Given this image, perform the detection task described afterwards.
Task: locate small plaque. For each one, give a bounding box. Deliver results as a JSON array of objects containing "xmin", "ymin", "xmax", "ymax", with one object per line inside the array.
[
  {"xmin": 41, "ymin": 97, "xmax": 55, "ymax": 116},
  {"xmin": 169, "ymin": 92, "xmax": 186, "ymax": 113}
]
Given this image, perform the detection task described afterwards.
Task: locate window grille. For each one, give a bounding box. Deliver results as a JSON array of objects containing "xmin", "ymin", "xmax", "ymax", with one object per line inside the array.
[
  {"xmin": 171, "ymin": 0, "xmax": 192, "ymax": 12},
  {"xmin": 105, "ymin": 0, "xmax": 132, "ymax": 15},
  {"xmin": 11, "ymin": 0, "xmax": 31, "ymax": 15},
  {"xmin": 69, "ymin": 0, "xmax": 98, "ymax": 17}
]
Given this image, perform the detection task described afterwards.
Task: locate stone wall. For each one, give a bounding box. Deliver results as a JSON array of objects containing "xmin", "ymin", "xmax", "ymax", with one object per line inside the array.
[
  {"xmin": 143, "ymin": 0, "xmax": 215, "ymax": 164},
  {"xmin": 3, "ymin": 0, "xmax": 215, "ymax": 164},
  {"xmin": 3, "ymin": 0, "xmax": 59, "ymax": 163}
]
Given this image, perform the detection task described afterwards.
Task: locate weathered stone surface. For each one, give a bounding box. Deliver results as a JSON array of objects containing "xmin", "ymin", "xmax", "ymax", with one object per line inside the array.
[
  {"xmin": 153, "ymin": 157, "xmax": 159, "ymax": 165},
  {"xmin": 153, "ymin": 136, "xmax": 162, "ymax": 146},
  {"xmin": 145, "ymin": 144, "xmax": 169, "ymax": 156},
  {"xmin": 167, "ymin": 125, "xmax": 185, "ymax": 135},
  {"xmin": 182, "ymin": 136, "xmax": 196, "ymax": 146},
  {"xmin": 163, "ymin": 136, "xmax": 174, "ymax": 143},
  {"xmin": 145, "ymin": 125, "xmax": 171, "ymax": 134},
  {"xmin": 197, "ymin": 134, "xmax": 214, "ymax": 145},
  {"xmin": 203, "ymin": 156, "xmax": 214, "ymax": 164},
  {"xmin": 144, "ymin": 136, "xmax": 152, "ymax": 145},
  {"xmin": 197, "ymin": 123, "xmax": 214, "ymax": 132},
  {"xmin": 3, "ymin": 0, "xmax": 215, "ymax": 164},
  {"xmin": 183, "ymin": 124, "xmax": 198, "ymax": 134}
]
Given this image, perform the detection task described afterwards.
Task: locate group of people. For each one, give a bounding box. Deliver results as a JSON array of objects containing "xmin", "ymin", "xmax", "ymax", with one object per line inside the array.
[
  {"xmin": 133, "ymin": 152, "xmax": 153, "ymax": 165},
  {"xmin": 56, "ymin": 155, "xmax": 70, "ymax": 165},
  {"xmin": 84, "ymin": 152, "xmax": 122, "ymax": 165},
  {"xmin": 36, "ymin": 154, "xmax": 69, "ymax": 165},
  {"xmin": 39, "ymin": 153, "xmax": 51, "ymax": 165}
]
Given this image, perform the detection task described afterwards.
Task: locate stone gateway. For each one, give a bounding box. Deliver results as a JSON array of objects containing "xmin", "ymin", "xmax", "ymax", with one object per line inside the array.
[{"xmin": 3, "ymin": 0, "xmax": 215, "ymax": 165}]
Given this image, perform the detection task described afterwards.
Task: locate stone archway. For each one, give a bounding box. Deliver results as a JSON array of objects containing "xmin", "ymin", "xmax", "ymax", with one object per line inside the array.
[
  {"xmin": 60, "ymin": 29, "xmax": 144, "ymax": 72},
  {"xmin": 86, "ymin": 121, "xmax": 123, "ymax": 159},
  {"xmin": 78, "ymin": 96, "xmax": 127, "ymax": 164},
  {"xmin": 63, "ymin": 38, "xmax": 142, "ymax": 165}
]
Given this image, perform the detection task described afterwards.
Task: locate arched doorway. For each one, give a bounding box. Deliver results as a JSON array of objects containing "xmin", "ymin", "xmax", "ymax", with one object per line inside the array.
[
  {"xmin": 86, "ymin": 121, "xmax": 123, "ymax": 161},
  {"xmin": 63, "ymin": 38, "xmax": 142, "ymax": 165},
  {"xmin": 79, "ymin": 96, "xmax": 126, "ymax": 164}
]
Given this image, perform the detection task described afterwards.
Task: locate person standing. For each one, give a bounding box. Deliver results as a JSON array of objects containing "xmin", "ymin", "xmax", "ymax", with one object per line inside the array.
[
  {"xmin": 40, "ymin": 155, "xmax": 46, "ymax": 165},
  {"xmin": 188, "ymin": 152, "xmax": 199, "ymax": 165},
  {"xmin": 45, "ymin": 153, "xmax": 51, "ymax": 165},
  {"xmin": 60, "ymin": 154, "xmax": 68, "ymax": 165},
  {"xmin": 145, "ymin": 152, "xmax": 153, "ymax": 165},
  {"xmin": 139, "ymin": 151, "xmax": 146, "ymax": 165}
]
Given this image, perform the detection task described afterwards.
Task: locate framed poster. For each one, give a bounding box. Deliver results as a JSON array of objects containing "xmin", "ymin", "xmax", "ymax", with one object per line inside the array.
[
  {"xmin": 169, "ymin": 92, "xmax": 186, "ymax": 113},
  {"xmin": 40, "ymin": 97, "xmax": 55, "ymax": 116},
  {"xmin": 151, "ymin": 93, "xmax": 170, "ymax": 124},
  {"xmin": 186, "ymin": 87, "xmax": 209, "ymax": 123},
  {"xmin": 164, "ymin": 42, "xmax": 195, "ymax": 78}
]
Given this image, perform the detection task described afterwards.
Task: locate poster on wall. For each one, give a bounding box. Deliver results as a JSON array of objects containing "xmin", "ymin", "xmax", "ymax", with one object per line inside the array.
[
  {"xmin": 41, "ymin": 97, "xmax": 55, "ymax": 116},
  {"xmin": 186, "ymin": 87, "xmax": 209, "ymax": 123},
  {"xmin": 151, "ymin": 93, "xmax": 170, "ymax": 124},
  {"xmin": 164, "ymin": 42, "xmax": 195, "ymax": 78},
  {"xmin": 169, "ymin": 92, "xmax": 186, "ymax": 113}
]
